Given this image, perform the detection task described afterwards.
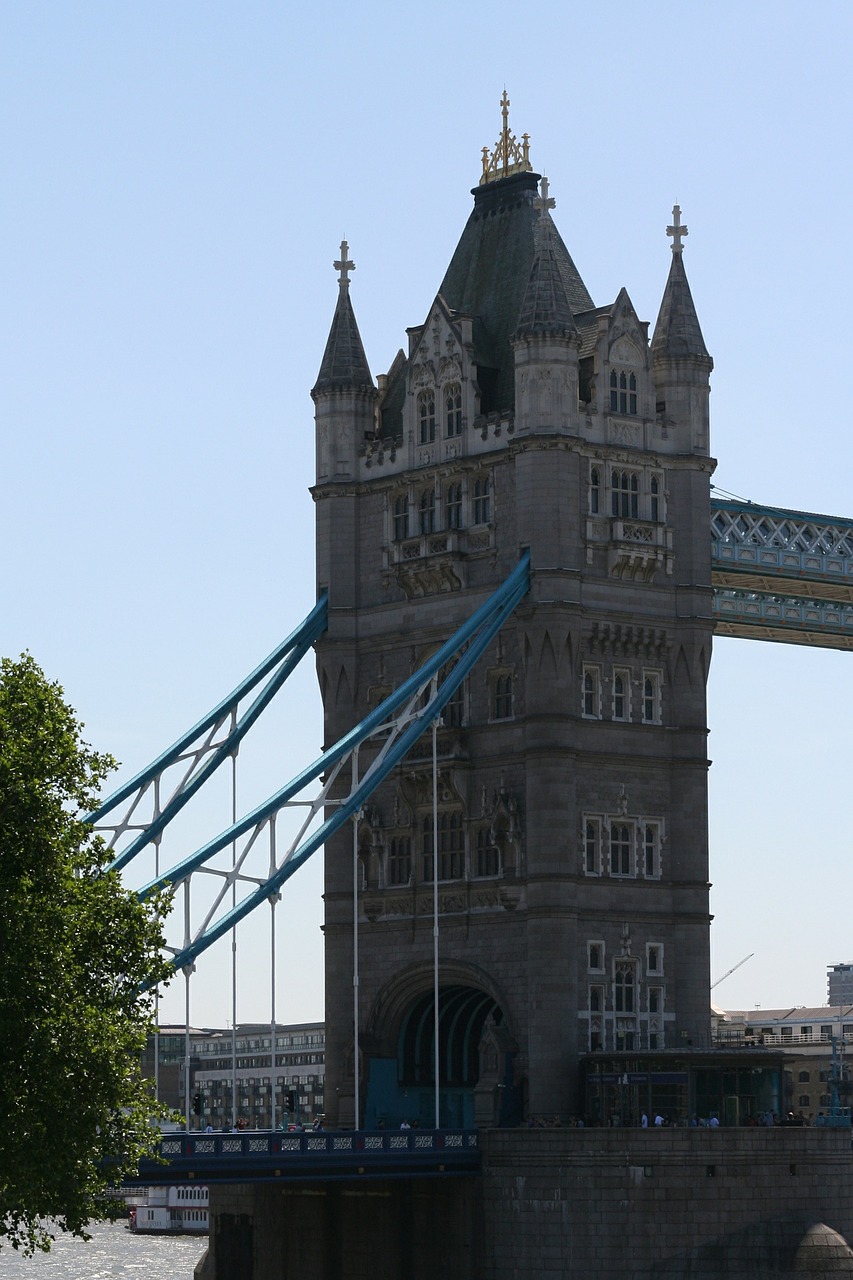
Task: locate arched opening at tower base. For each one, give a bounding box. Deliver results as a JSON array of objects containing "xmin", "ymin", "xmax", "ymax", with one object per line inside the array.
[{"xmin": 364, "ymin": 982, "xmax": 521, "ymax": 1130}]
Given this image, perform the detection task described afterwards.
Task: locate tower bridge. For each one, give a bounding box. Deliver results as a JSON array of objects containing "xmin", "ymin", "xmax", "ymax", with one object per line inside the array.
[{"xmin": 99, "ymin": 97, "xmax": 853, "ymax": 1278}]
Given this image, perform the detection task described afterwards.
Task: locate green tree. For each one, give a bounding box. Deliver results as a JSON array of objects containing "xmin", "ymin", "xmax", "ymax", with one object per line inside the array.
[{"xmin": 0, "ymin": 654, "xmax": 172, "ymax": 1253}]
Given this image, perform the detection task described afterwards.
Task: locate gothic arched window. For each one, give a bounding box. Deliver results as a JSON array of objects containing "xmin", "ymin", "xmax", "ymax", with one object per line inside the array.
[
  {"xmin": 418, "ymin": 390, "xmax": 436, "ymax": 444},
  {"xmin": 419, "ymin": 488, "xmax": 436, "ymax": 534},
  {"xmin": 492, "ymin": 674, "xmax": 512, "ymax": 720},
  {"xmin": 590, "ymin": 466, "xmax": 601, "ymax": 514},
  {"xmin": 611, "ymin": 470, "xmax": 639, "ymax": 519},
  {"xmin": 445, "ymin": 383, "xmax": 462, "ymax": 437},
  {"xmin": 475, "ymin": 828, "xmax": 500, "ymax": 878},
  {"xmin": 393, "ymin": 494, "xmax": 409, "ymax": 541},
  {"xmin": 473, "ymin": 475, "xmax": 491, "ymax": 524},
  {"xmin": 445, "ymin": 483, "xmax": 462, "ymax": 530},
  {"xmin": 610, "ymin": 823, "xmax": 632, "ymax": 876},
  {"xmin": 387, "ymin": 837, "xmax": 411, "ymax": 887},
  {"xmin": 614, "ymin": 961, "xmax": 635, "ymax": 1013},
  {"xmin": 610, "ymin": 369, "xmax": 638, "ymax": 415}
]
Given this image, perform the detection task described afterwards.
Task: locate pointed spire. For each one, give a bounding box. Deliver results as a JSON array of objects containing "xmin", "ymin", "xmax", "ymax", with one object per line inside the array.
[
  {"xmin": 312, "ymin": 240, "xmax": 375, "ymax": 395},
  {"xmin": 513, "ymin": 178, "xmax": 578, "ymax": 339},
  {"xmin": 651, "ymin": 205, "xmax": 710, "ymax": 362}
]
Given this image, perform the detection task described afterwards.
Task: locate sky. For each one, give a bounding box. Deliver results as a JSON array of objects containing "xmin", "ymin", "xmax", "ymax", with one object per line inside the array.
[{"xmin": 2, "ymin": 1, "xmax": 852, "ymax": 1028}]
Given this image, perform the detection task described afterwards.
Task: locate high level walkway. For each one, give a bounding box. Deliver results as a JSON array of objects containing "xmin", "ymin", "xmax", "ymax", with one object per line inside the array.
[{"xmin": 711, "ymin": 497, "xmax": 853, "ymax": 649}]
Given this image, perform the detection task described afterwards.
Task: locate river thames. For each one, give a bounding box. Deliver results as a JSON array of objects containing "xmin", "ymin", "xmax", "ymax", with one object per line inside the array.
[{"xmin": 0, "ymin": 1221, "xmax": 206, "ymax": 1278}]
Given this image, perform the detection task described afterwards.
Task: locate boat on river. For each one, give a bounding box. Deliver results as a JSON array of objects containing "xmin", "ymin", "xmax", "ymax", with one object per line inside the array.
[{"xmin": 127, "ymin": 1185, "xmax": 209, "ymax": 1234}]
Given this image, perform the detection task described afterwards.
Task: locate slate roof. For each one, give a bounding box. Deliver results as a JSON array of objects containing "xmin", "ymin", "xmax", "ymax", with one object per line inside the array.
[
  {"xmin": 437, "ymin": 171, "xmax": 594, "ymax": 413},
  {"xmin": 650, "ymin": 250, "xmax": 710, "ymax": 362},
  {"xmin": 513, "ymin": 212, "xmax": 578, "ymax": 340},
  {"xmin": 312, "ymin": 283, "xmax": 375, "ymax": 395}
]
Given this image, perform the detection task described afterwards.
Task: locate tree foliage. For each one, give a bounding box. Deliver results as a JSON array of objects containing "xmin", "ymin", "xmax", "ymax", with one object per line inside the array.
[{"xmin": 0, "ymin": 654, "xmax": 172, "ymax": 1253}]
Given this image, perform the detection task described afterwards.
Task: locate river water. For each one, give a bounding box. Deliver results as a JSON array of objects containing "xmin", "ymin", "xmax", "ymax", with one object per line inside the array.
[{"xmin": 0, "ymin": 1221, "xmax": 206, "ymax": 1278}]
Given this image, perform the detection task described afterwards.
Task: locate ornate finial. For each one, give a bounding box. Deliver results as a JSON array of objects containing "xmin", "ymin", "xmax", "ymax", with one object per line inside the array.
[
  {"xmin": 533, "ymin": 176, "xmax": 556, "ymax": 219},
  {"xmin": 479, "ymin": 90, "xmax": 533, "ymax": 185},
  {"xmin": 666, "ymin": 204, "xmax": 688, "ymax": 255},
  {"xmin": 334, "ymin": 239, "xmax": 355, "ymax": 289}
]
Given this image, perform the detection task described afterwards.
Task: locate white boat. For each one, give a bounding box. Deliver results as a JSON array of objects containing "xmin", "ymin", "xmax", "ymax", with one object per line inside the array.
[{"xmin": 127, "ymin": 1185, "xmax": 209, "ymax": 1234}]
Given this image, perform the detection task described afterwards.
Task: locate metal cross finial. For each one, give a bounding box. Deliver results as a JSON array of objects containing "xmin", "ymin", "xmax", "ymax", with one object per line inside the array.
[
  {"xmin": 666, "ymin": 204, "xmax": 688, "ymax": 255},
  {"xmin": 534, "ymin": 175, "xmax": 556, "ymax": 219},
  {"xmin": 501, "ymin": 89, "xmax": 510, "ymax": 132},
  {"xmin": 334, "ymin": 239, "xmax": 355, "ymax": 288}
]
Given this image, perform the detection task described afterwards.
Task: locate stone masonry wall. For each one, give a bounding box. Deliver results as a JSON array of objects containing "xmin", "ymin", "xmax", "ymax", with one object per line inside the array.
[{"xmin": 199, "ymin": 1128, "xmax": 853, "ymax": 1280}]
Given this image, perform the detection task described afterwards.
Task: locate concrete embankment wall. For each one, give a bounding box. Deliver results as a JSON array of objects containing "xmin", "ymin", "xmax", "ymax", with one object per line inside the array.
[{"xmin": 198, "ymin": 1128, "xmax": 853, "ymax": 1279}]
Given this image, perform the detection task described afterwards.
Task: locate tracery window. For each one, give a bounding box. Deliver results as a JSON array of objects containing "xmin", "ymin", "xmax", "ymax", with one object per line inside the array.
[
  {"xmin": 393, "ymin": 494, "xmax": 409, "ymax": 542},
  {"xmin": 418, "ymin": 390, "xmax": 436, "ymax": 444},
  {"xmin": 584, "ymin": 819, "xmax": 601, "ymax": 874},
  {"xmin": 611, "ymin": 470, "xmax": 639, "ymax": 518},
  {"xmin": 642, "ymin": 671, "xmax": 662, "ymax": 724},
  {"xmin": 492, "ymin": 673, "xmax": 513, "ymax": 720},
  {"xmin": 612, "ymin": 668, "xmax": 630, "ymax": 721},
  {"xmin": 643, "ymin": 823, "xmax": 661, "ymax": 878},
  {"xmin": 445, "ymin": 483, "xmax": 462, "ymax": 530},
  {"xmin": 610, "ymin": 369, "xmax": 638, "ymax": 415},
  {"xmin": 387, "ymin": 837, "xmax": 411, "ymax": 887},
  {"xmin": 419, "ymin": 488, "xmax": 436, "ymax": 534},
  {"xmin": 473, "ymin": 475, "xmax": 491, "ymax": 524},
  {"xmin": 445, "ymin": 383, "xmax": 462, "ymax": 437},
  {"xmin": 582, "ymin": 665, "xmax": 601, "ymax": 718},
  {"xmin": 610, "ymin": 823, "xmax": 632, "ymax": 876},
  {"xmin": 422, "ymin": 812, "xmax": 464, "ymax": 881},
  {"xmin": 614, "ymin": 961, "xmax": 635, "ymax": 1013},
  {"xmin": 475, "ymin": 828, "xmax": 500, "ymax": 877},
  {"xmin": 590, "ymin": 466, "xmax": 601, "ymax": 514}
]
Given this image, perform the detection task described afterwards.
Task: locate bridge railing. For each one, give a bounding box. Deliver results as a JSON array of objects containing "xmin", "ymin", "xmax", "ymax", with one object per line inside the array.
[{"xmin": 157, "ymin": 1127, "xmax": 479, "ymax": 1160}]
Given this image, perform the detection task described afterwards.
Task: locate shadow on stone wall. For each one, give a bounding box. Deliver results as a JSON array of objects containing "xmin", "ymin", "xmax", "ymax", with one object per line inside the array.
[{"xmin": 640, "ymin": 1218, "xmax": 853, "ymax": 1277}]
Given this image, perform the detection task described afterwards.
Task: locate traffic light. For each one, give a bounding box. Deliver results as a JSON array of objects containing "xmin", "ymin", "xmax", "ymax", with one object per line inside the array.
[
  {"xmin": 285, "ymin": 1090, "xmax": 296, "ymax": 1111},
  {"xmin": 192, "ymin": 1093, "xmax": 202, "ymax": 1116}
]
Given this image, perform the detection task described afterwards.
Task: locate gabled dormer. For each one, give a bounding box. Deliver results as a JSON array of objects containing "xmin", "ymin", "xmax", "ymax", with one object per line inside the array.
[
  {"xmin": 404, "ymin": 295, "xmax": 476, "ymax": 467},
  {"xmin": 591, "ymin": 287, "xmax": 653, "ymax": 440}
]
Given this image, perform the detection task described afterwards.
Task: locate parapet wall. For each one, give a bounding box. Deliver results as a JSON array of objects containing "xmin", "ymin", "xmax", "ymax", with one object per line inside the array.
[{"xmin": 198, "ymin": 1128, "xmax": 853, "ymax": 1279}]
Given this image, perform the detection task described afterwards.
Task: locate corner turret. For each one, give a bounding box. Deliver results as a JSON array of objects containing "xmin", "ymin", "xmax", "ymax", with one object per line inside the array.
[
  {"xmin": 512, "ymin": 177, "xmax": 580, "ymax": 432},
  {"xmin": 312, "ymin": 241, "xmax": 377, "ymax": 484},
  {"xmin": 651, "ymin": 205, "xmax": 713, "ymax": 454}
]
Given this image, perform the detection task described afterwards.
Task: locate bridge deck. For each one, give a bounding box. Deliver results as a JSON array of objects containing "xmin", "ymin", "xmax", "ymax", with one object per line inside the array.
[{"xmin": 124, "ymin": 1128, "xmax": 481, "ymax": 1186}]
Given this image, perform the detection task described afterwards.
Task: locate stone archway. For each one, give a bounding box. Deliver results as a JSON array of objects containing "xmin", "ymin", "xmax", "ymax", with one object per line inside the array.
[{"xmin": 362, "ymin": 964, "xmax": 519, "ymax": 1129}]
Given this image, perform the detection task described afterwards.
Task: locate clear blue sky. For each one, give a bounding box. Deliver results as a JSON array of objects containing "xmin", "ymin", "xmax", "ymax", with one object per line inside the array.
[{"xmin": 2, "ymin": 1, "xmax": 851, "ymax": 1026}]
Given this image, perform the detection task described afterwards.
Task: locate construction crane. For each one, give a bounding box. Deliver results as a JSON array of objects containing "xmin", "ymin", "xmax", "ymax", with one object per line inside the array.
[{"xmin": 710, "ymin": 952, "xmax": 755, "ymax": 991}]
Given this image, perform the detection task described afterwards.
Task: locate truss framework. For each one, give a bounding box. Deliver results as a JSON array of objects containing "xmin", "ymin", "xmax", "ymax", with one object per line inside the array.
[{"xmin": 116, "ymin": 554, "xmax": 530, "ymax": 980}]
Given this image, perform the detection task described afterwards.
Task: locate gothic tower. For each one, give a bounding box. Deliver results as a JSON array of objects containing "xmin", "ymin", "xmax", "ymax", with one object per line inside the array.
[{"xmin": 312, "ymin": 96, "xmax": 715, "ymax": 1127}]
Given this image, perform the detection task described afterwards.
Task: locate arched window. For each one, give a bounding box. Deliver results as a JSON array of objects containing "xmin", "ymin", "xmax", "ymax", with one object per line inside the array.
[
  {"xmin": 583, "ymin": 667, "xmax": 600, "ymax": 718},
  {"xmin": 393, "ymin": 494, "xmax": 409, "ymax": 541},
  {"xmin": 418, "ymin": 390, "xmax": 436, "ymax": 444},
  {"xmin": 475, "ymin": 828, "xmax": 500, "ymax": 877},
  {"xmin": 387, "ymin": 837, "xmax": 411, "ymax": 887},
  {"xmin": 585, "ymin": 820, "xmax": 599, "ymax": 874},
  {"xmin": 613, "ymin": 670, "xmax": 629, "ymax": 721},
  {"xmin": 614, "ymin": 961, "xmax": 635, "ymax": 1013},
  {"xmin": 610, "ymin": 823, "xmax": 632, "ymax": 876},
  {"xmin": 422, "ymin": 813, "xmax": 464, "ymax": 881},
  {"xmin": 473, "ymin": 475, "xmax": 491, "ymax": 524},
  {"xmin": 650, "ymin": 475, "xmax": 661, "ymax": 522},
  {"xmin": 643, "ymin": 824, "xmax": 660, "ymax": 878},
  {"xmin": 590, "ymin": 466, "xmax": 600, "ymax": 514},
  {"xmin": 610, "ymin": 369, "xmax": 638, "ymax": 415},
  {"xmin": 611, "ymin": 470, "xmax": 639, "ymax": 519},
  {"xmin": 419, "ymin": 488, "xmax": 436, "ymax": 534},
  {"xmin": 492, "ymin": 674, "xmax": 512, "ymax": 720},
  {"xmin": 445, "ymin": 383, "xmax": 462, "ymax": 437},
  {"xmin": 445, "ymin": 483, "xmax": 462, "ymax": 530},
  {"xmin": 439, "ymin": 661, "xmax": 465, "ymax": 727}
]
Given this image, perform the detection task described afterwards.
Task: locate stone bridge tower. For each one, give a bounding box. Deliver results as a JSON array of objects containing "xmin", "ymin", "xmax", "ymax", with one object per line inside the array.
[{"xmin": 312, "ymin": 97, "xmax": 714, "ymax": 1128}]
